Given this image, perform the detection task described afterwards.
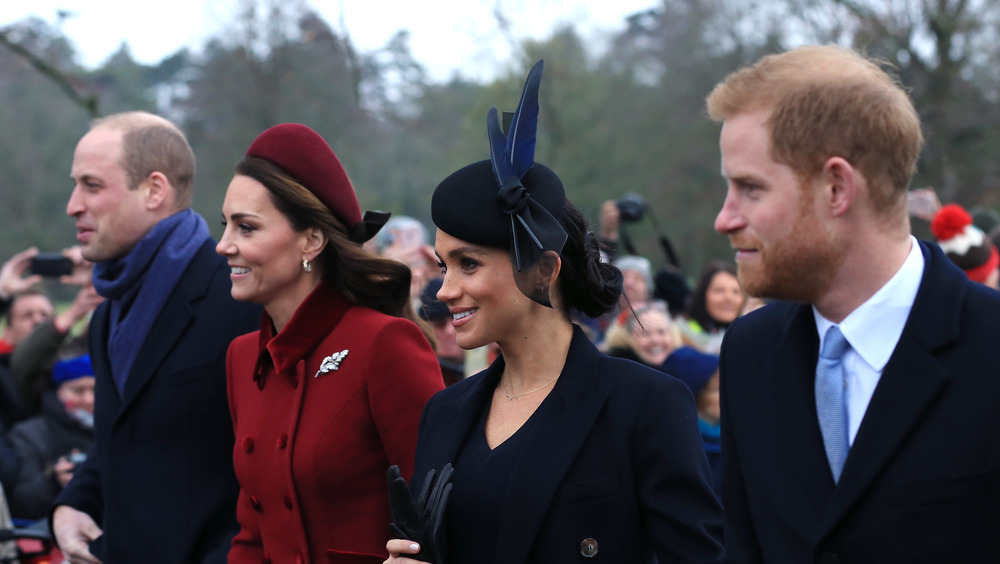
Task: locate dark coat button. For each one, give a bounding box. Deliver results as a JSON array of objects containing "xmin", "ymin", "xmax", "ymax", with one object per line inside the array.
[
  {"xmin": 580, "ymin": 538, "xmax": 599, "ymax": 558},
  {"xmin": 241, "ymin": 436, "xmax": 254, "ymax": 452},
  {"xmin": 819, "ymin": 553, "xmax": 840, "ymax": 564},
  {"xmin": 249, "ymin": 496, "xmax": 261, "ymax": 512},
  {"xmin": 276, "ymin": 433, "xmax": 288, "ymax": 449},
  {"xmin": 284, "ymin": 496, "xmax": 294, "ymax": 510}
]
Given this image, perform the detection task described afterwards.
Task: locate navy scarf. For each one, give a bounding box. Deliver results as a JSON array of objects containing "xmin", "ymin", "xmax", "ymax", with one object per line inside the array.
[{"xmin": 92, "ymin": 209, "xmax": 211, "ymax": 394}]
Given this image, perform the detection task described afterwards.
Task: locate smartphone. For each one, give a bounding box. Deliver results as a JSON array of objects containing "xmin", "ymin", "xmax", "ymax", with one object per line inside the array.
[{"xmin": 29, "ymin": 253, "xmax": 74, "ymax": 277}]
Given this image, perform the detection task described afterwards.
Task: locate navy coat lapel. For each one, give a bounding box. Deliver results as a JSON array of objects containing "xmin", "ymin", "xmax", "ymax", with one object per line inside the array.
[
  {"xmin": 763, "ymin": 305, "xmax": 837, "ymax": 514},
  {"xmin": 820, "ymin": 242, "xmax": 960, "ymax": 537},
  {"xmin": 495, "ymin": 328, "xmax": 609, "ymax": 564},
  {"xmin": 421, "ymin": 361, "xmax": 501, "ymax": 475},
  {"xmin": 89, "ymin": 302, "xmax": 121, "ymax": 411}
]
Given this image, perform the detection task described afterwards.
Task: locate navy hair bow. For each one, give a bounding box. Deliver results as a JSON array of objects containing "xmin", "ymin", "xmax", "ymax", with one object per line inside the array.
[{"xmin": 486, "ymin": 60, "xmax": 567, "ymax": 307}]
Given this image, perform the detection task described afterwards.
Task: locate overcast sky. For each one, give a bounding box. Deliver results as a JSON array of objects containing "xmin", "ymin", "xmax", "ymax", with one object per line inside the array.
[{"xmin": 0, "ymin": 0, "xmax": 659, "ymax": 82}]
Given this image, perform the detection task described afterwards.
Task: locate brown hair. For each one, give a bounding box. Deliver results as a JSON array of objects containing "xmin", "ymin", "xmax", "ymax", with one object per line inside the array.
[
  {"xmin": 706, "ymin": 45, "xmax": 923, "ymax": 218},
  {"xmin": 236, "ymin": 157, "xmax": 435, "ymax": 347},
  {"xmin": 91, "ymin": 112, "xmax": 196, "ymax": 208}
]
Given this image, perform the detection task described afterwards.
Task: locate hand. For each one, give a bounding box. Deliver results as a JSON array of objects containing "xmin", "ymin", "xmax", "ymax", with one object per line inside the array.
[
  {"xmin": 0, "ymin": 247, "xmax": 42, "ymax": 300},
  {"xmin": 386, "ymin": 464, "xmax": 453, "ymax": 564},
  {"xmin": 599, "ymin": 200, "xmax": 620, "ymax": 241},
  {"xmin": 53, "ymin": 505, "xmax": 103, "ymax": 564},
  {"xmin": 385, "ymin": 539, "xmax": 423, "ymax": 563},
  {"xmin": 53, "ymin": 455, "xmax": 77, "ymax": 488},
  {"xmin": 53, "ymin": 286, "xmax": 104, "ymax": 334},
  {"xmin": 60, "ymin": 246, "xmax": 94, "ymax": 287}
]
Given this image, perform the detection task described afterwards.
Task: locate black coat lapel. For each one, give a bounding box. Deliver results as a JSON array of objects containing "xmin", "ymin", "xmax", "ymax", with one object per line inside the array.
[
  {"xmin": 495, "ymin": 328, "xmax": 609, "ymax": 563},
  {"xmin": 763, "ymin": 305, "xmax": 837, "ymax": 513},
  {"xmin": 820, "ymin": 242, "xmax": 961, "ymax": 537}
]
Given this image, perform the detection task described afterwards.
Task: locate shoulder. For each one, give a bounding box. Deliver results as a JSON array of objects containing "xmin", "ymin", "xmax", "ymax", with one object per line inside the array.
[{"xmin": 597, "ymin": 352, "xmax": 696, "ymax": 404}]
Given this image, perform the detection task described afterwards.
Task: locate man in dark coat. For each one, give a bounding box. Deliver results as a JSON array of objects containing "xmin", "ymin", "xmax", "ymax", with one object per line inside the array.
[
  {"xmin": 52, "ymin": 112, "xmax": 259, "ymax": 563},
  {"xmin": 709, "ymin": 45, "xmax": 1000, "ymax": 562}
]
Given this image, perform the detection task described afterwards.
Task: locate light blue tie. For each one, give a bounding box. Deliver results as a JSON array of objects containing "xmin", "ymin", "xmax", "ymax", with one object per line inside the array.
[{"xmin": 816, "ymin": 325, "xmax": 850, "ymax": 483}]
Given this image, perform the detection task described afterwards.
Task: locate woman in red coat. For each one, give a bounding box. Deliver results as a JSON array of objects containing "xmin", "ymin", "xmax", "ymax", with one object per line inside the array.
[{"xmin": 217, "ymin": 123, "xmax": 444, "ymax": 564}]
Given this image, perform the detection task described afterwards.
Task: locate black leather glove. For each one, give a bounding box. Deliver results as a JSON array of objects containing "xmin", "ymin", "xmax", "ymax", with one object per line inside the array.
[{"xmin": 387, "ymin": 463, "xmax": 454, "ymax": 564}]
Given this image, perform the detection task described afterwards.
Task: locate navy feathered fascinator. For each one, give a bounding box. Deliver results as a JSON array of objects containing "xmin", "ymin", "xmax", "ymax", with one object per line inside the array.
[{"xmin": 431, "ymin": 60, "xmax": 568, "ymax": 308}]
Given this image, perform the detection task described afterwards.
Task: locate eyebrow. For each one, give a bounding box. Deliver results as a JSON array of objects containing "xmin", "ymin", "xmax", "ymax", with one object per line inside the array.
[
  {"xmin": 222, "ymin": 212, "xmax": 259, "ymax": 221},
  {"xmin": 445, "ymin": 246, "xmax": 487, "ymax": 258}
]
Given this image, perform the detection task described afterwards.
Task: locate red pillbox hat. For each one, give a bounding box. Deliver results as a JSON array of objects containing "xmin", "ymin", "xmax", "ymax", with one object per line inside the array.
[{"xmin": 246, "ymin": 123, "xmax": 363, "ymax": 230}]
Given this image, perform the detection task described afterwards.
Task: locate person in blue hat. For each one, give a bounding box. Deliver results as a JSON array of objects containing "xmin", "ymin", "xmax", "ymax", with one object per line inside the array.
[
  {"xmin": 662, "ymin": 347, "xmax": 722, "ymax": 500},
  {"xmin": 8, "ymin": 351, "xmax": 95, "ymax": 520}
]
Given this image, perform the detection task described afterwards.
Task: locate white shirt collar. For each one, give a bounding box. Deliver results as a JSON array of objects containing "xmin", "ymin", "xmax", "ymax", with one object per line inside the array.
[{"xmin": 813, "ymin": 236, "xmax": 924, "ymax": 371}]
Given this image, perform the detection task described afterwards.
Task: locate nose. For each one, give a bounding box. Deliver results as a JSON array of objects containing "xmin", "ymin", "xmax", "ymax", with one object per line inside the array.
[
  {"xmin": 216, "ymin": 228, "xmax": 235, "ymax": 257},
  {"xmin": 67, "ymin": 185, "xmax": 85, "ymax": 217},
  {"xmin": 714, "ymin": 188, "xmax": 746, "ymax": 235},
  {"xmin": 436, "ymin": 272, "xmax": 459, "ymax": 304}
]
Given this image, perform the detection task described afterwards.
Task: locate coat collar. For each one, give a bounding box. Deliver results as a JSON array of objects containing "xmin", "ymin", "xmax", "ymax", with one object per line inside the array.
[
  {"xmin": 253, "ymin": 279, "xmax": 351, "ymax": 386},
  {"xmin": 818, "ymin": 240, "xmax": 962, "ymax": 538}
]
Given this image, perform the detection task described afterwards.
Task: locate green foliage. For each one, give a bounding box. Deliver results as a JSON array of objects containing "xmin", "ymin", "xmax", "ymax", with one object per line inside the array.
[{"xmin": 2, "ymin": 0, "xmax": 1000, "ymax": 282}]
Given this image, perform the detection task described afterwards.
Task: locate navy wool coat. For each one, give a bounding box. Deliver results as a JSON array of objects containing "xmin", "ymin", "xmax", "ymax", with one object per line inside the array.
[{"xmin": 412, "ymin": 326, "xmax": 723, "ymax": 563}]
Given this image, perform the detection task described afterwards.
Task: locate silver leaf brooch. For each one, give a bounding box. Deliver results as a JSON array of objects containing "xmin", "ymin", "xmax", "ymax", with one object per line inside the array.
[{"xmin": 315, "ymin": 350, "xmax": 349, "ymax": 377}]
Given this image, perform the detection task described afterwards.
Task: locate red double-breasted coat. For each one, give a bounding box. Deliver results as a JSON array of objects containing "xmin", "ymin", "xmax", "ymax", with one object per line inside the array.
[{"xmin": 226, "ymin": 280, "xmax": 444, "ymax": 564}]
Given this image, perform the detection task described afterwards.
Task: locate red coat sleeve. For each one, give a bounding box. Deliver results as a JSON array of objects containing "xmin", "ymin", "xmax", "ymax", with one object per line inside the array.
[{"xmin": 365, "ymin": 318, "xmax": 444, "ymax": 481}]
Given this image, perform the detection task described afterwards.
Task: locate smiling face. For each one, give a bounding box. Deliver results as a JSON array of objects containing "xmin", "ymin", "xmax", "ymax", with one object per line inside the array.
[
  {"xmin": 713, "ymin": 109, "xmax": 845, "ymax": 302},
  {"xmin": 67, "ymin": 126, "xmax": 155, "ymax": 262},
  {"xmin": 629, "ymin": 308, "xmax": 676, "ymax": 366},
  {"xmin": 216, "ymin": 174, "xmax": 323, "ymax": 329},
  {"xmin": 704, "ymin": 270, "xmax": 744, "ymax": 325},
  {"xmin": 434, "ymin": 229, "xmax": 533, "ymax": 351}
]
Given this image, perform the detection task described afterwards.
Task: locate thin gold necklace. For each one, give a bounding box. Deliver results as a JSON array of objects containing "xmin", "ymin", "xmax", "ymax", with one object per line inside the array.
[{"xmin": 500, "ymin": 374, "xmax": 559, "ymax": 400}]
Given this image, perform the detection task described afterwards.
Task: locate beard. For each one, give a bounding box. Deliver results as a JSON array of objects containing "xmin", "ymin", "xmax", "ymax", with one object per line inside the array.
[{"xmin": 734, "ymin": 202, "xmax": 847, "ymax": 303}]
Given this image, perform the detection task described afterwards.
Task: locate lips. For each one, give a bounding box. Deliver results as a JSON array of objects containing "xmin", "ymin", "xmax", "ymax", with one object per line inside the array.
[{"xmin": 450, "ymin": 307, "xmax": 478, "ymax": 328}]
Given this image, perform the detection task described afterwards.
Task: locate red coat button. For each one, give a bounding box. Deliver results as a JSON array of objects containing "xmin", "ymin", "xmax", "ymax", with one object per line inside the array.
[
  {"xmin": 276, "ymin": 433, "xmax": 288, "ymax": 449},
  {"xmin": 283, "ymin": 496, "xmax": 293, "ymax": 510},
  {"xmin": 249, "ymin": 496, "xmax": 261, "ymax": 512},
  {"xmin": 241, "ymin": 436, "xmax": 254, "ymax": 453},
  {"xmin": 295, "ymin": 555, "xmax": 304, "ymax": 564}
]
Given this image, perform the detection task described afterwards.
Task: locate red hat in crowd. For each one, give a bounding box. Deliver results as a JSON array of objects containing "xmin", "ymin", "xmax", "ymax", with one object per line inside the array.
[
  {"xmin": 930, "ymin": 203, "xmax": 1000, "ymax": 284},
  {"xmin": 246, "ymin": 123, "xmax": 387, "ymax": 243}
]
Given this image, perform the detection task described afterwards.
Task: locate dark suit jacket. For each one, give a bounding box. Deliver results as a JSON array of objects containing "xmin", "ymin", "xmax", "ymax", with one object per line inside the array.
[
  {"xmin": 413, "ymin": 326, "xmax": 723, "ymax": 563},
  {"xmin": 720, "ymin": 241, "xmax": 1000, "ymax": 563},
  {"xmin": 53, "ymin": 240, "xmax": 260, "ymax": 564}
]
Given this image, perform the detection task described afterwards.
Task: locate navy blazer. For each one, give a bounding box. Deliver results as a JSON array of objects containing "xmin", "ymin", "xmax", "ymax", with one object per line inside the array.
[
  {"xmin": 54, "ymin": 240, "xmax": 260, "ymax": 564},
  {"xmin": 720, "ymin": 241, "xmax": 1000, "ymax": 563},
  {"xmin": 413, "ymin": 326, "xmax": 723, "ymax": 563}
]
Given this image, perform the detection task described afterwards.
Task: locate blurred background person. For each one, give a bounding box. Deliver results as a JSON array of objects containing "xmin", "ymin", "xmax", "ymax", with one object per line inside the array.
[
  {"xmin": 0, "ymin": 290, "xmax": 54, "ymax": 428},
  {"xmin": 374, "ymin": 215, "xmax": 439, "ymax": 311},
  {"xmin": 10, "ymin": 246, "xmax": 103, "ymax": 415},
  {"xmin": 218, "ymin": 123, "xmax": 443, "ymax": 563},
  {"xmin": 603, "ymin": 301, "xmax": 682, "ymax": 368},
  {"xmin": 0, "ymin": 248, "xmax": 45, "ymax": 327},
  {"xmin": 930, "ymin": 203, "xmax": 1000, "ymax": 289},
  {"xmin": 8, "ymin": 348, "xmax": 95, "ymax": 521},
  {"xmin": 662, "ymin": 348, "xmax": 722, "ymax": 501},
  {"xmin": 417, "ymin": 278, "xmax": 464, "ymax": 386},
  {"xmin": 681, "ymin": 261, "xmax": 745, "ymax": 353}
]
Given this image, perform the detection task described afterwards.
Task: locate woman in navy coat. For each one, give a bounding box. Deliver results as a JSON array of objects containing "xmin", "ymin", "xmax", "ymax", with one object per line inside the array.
[{"xmin": 386, "ymin": 61, "xmax": 721, "ymax": 564}]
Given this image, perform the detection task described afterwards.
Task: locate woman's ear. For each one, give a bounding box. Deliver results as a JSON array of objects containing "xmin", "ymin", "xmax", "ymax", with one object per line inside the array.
[{"xmin": 301, "ymin": 227, "xmax": 328, "ymax": 260}]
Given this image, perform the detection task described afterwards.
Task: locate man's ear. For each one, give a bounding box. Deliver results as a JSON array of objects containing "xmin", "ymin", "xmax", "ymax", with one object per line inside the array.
[
  {"xmin": 143, "ymin": 172, "xmax": 172, "ymax": 211},
  {"xmin": 822, "ymin": 156, "xmax": 857, "ymax": 217}
]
